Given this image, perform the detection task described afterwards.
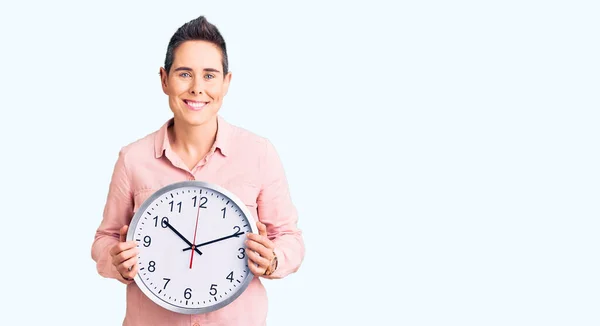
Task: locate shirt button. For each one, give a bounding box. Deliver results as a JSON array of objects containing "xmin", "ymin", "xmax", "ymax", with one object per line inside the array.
[{"xmin": 193, "ymin": 323, "xmax": 200, "ymax": 326}]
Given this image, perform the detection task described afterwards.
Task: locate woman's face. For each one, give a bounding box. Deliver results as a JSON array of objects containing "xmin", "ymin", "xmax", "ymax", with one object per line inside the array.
[{"xmin": 160, "ymin": 40, "xmax": 231, "ymax": 127}]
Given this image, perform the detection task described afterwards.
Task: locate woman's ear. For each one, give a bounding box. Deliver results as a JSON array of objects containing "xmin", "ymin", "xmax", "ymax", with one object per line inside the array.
[
  {"xmin": 159, "ymin": 67, "xmax": 168, "ymax": 93},
  {"xmin": 222, "ymin": 71, "xmax": 232, "ymax": 96}
]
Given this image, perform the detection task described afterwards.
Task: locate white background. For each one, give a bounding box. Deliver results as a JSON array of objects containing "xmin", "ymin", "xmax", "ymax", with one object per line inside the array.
[{"xmin": 0, "ymin": 1, "xmax": 598, "ymax": 325}]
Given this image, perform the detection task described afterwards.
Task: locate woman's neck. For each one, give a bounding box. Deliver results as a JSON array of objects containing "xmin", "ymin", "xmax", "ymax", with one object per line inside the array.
[{"xmin": 168, "ymin": 116, "xmax": 218, "ymax": 169}]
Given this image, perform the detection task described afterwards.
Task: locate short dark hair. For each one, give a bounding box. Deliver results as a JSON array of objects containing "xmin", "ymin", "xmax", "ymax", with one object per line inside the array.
[{"xmin": 164, "ymin": 15, "xmax": 228, "ymax": 75}]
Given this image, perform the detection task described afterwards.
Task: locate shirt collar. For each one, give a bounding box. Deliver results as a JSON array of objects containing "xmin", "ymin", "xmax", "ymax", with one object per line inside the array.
[{"xmin": 154, "ymin": 115, "xmax": 232, "ymax": 159}]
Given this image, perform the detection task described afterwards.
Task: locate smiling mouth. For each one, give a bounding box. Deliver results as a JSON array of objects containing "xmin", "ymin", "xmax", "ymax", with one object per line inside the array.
[{"xmin": 184, "ymin": 100, "xmax": 208, "ymax": 111}]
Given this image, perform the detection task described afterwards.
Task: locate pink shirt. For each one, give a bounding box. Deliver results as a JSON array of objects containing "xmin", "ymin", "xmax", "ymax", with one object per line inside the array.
[{"xmin": 91, "ymin": 116, "xmax": 305, "ymax": 326}]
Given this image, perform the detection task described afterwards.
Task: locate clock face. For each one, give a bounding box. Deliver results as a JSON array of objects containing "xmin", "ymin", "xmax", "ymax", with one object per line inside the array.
[{"xmin": 126, "ymin": 180, "xmax": 258, "ymax": 315}]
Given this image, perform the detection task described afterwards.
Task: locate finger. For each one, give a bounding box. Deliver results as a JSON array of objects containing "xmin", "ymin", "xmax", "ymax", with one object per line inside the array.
[
  {"xmin": 110, "ymin": 240, "xmax": 137, "ymax": 256},
  {"xmin": 256, "ymin": 221, "xmax": 268, "ymax": 237},
  {"xmin": 245, "ymin": 239, "xmax": 273, "ymax": 258},
  {"xmin": 118, "ymin": 254, "xmax": 138, "ymax": 275},
  {"xmin": 119, "ymin": 259, "xmax": 139, "ymax": 279},
  {"xmin": 112, "ymin": 247, "xmax": 139, "ymax": 266},
  {"xmin": 119, "ymin": 225, "xmax": 129, "ymax": 242},
  {"xmin": 247, "ymin": 249, "xmax": 270, "ymax": 268},
  {"xmin": 247, "ymin": 259, "xmax": 267, "ymax": 277},
  {"xmin": 246, "ymin": 232, "xmax": 274, "ymax": 249}
]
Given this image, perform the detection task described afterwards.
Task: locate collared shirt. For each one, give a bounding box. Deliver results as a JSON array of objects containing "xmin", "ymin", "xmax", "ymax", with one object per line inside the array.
[{"xmin": 91, "ymin": 115, "xmax": 305, "ymax": 326}]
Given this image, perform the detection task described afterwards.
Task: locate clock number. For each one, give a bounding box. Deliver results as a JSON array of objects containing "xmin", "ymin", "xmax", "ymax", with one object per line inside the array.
[
  {"xmin": 153, "ymin": 216, "xmax": 169, "ymax": 228},
  {"xmin": 148, "ymin": 261, "xmax": 156, "ymax": 272},
  {"xmin": 169, "ymin": 201, "xmax": 182, "ymax": 213},
  {"xmin": 184, "ymin": 288, "xmax": 192, "ymax": 299},
  {"xmin": 233, "ymin": 226, "xmax": 240, "ymax": 234},
  {"xmin": 162, "ymin": 278, "xmax": 170, "ymax": 289},
  {"xmin": 209, "ymin": 284, "xmax": 218, "ymax": 296},
  {"xmin": 192, "ymin": 196, "xmax": 208, "ymax": 208},
  {"xmin": 221, "ymin": 207, "xmax": 226, "ymax": 218},
  {"xmin": 143, "ymin": 235, "xmax": 151, "ymax": 247},
  {"xmin": 237, "ymin": 248, "xmax": 245, "ymax": 259},
  {"xmin": 226, "ymin": 271, "xmax": 234, "ymax": 282}
]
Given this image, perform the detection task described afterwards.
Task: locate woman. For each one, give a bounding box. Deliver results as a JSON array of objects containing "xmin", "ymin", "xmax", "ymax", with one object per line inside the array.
[{"xmin": 91, "ymin": 15, "xmax": 305, "ymax": 326}]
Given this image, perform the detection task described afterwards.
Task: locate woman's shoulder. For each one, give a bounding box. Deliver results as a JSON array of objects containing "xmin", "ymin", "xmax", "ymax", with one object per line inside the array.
[
  {"xmin": 116, "ymin": 122, "xmax": 167, "ymax": 162},
  {"xmin": 230, "ymin": 124, "xmax": 268, "ymax": 145},
  {"xmin": 224, "ymin": 116, "xmax": 279, "ymax": 148}
]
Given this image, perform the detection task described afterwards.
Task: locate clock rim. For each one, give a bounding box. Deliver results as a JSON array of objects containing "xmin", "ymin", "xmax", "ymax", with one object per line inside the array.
[{"xmin": 126, "ymin": 180, "xmax": 259, "ymax": 315}]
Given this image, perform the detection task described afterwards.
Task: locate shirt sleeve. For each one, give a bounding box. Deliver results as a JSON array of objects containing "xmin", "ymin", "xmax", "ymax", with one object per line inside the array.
[
  {"xmin": 257, "ymin": 139, "xmax": 305, "ymax": 279},
  {"xmin": 90, "ymin": 148, "xmax": 135, "ymax": 285}
]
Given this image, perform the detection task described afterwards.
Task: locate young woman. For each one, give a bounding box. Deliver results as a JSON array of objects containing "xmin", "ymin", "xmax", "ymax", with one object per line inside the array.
[{"xmin": 91, "ymin": 15, "xmax": 305, "ymax": 326}]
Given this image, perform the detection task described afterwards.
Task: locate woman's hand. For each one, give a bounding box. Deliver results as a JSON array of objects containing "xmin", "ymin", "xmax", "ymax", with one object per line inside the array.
[
  {"xmin": 110, "ymin": 225, "xmax": 139, "ymax": 281},
  {"xmin": 246, "ymin": 221, "xmax": 278, "ymax": 277}
]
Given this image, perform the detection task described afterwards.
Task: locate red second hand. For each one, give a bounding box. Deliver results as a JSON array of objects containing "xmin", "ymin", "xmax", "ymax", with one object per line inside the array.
[{"xmin": 189, "ymin": 199, "xmax": 202, "ymax": 269}]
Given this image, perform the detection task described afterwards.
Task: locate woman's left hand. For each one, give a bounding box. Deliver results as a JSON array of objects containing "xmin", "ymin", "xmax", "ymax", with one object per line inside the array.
[{"xmin": 246, "ymin": 221, "xmax": 277, "ymax": 277}]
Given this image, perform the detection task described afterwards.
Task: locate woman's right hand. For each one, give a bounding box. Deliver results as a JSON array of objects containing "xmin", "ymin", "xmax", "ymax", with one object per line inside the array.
[{"xmin": 110, "ymin": 225, "xmax": 139, "ymax": 280}]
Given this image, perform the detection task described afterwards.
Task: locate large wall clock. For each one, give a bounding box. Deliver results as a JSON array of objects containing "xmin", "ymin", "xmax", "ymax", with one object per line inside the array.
[{"xmin": 126, "ymin": 180, "xmax": 258, "ymax": 314}]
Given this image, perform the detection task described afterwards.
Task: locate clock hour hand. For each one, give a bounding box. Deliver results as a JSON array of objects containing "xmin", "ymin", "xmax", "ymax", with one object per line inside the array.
[
  {"xmin": 182, "ymin": 230, "xmax": 245, "ymax": 252},
  {"xmin": 164, "ymin": 221, "xmax": 203, "ymax": 256}
]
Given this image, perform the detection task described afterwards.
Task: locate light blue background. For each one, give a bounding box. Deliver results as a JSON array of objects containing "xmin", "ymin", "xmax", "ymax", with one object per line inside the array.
[{"xmin": 0, "ymin": 1, "xmax": 598, "ymax": 325}]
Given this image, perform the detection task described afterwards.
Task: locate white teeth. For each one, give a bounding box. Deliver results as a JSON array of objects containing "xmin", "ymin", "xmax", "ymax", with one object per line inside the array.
[{"xmin": 186, "ymin": 101, "xmax": 206, "ymax": 108}]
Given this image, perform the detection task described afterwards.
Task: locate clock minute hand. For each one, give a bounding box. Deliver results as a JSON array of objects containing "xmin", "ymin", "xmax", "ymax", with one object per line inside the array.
[
  {"xmin": 196, "ymin": 231, "xmax": 244, "ymax": 248},
  {"xmin": 182, "ymin": 231, "xmax": 245, "ymax": 252},
  {"xmin": 164, "ymin": 221, "xmax": 203, "ymax": 256}
]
